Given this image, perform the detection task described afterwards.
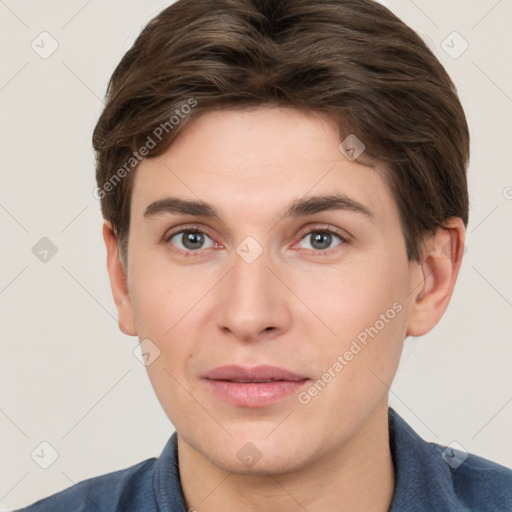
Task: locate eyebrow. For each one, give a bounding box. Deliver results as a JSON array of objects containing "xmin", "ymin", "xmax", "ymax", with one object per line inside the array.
[{"xmin": 143, "ymin": 194, "xmax": 375, "ymax": 221}]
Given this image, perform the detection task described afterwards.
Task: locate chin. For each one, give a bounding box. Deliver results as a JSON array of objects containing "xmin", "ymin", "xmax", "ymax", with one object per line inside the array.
[
  {"xmin": 214, "ymin": 446, "xmax": 311, "ymax": 476},
  {"xmin": 196, "ymin": 427, "xmax": 317, "ymax": 476}
]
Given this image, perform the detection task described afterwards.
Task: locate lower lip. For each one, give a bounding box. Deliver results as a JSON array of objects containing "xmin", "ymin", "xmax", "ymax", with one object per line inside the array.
[{"xmin": 204, "ymin": 379, "xmax": 310, "ymax": 407}]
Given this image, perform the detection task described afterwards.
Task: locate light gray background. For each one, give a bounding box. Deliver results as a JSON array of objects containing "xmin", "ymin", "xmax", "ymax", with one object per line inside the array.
[{"xmin": 1, "ymin": 0, "xmax": 511, "ymax": 509}]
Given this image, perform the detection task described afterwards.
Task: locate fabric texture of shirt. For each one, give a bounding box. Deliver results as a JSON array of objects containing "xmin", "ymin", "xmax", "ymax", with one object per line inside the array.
[{"xmin": 16, "ymin": 408, "xmax": 512, "ymax": 511}]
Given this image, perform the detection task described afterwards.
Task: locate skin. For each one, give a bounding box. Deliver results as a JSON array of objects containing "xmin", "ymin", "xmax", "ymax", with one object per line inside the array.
[{"xmin": 104, "ymin": 107, "xmax": 465, "ymax": 512}]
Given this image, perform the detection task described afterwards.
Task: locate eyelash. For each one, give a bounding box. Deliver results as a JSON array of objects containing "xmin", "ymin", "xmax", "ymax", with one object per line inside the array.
[{"xmin": 164, "ymin": 224, "xmax": 349, "ymax": 257}]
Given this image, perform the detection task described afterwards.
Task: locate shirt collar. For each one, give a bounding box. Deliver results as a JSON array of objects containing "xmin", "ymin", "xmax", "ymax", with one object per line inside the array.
[{"xmin": 388, "ymin": 407, "xmax": 459, "ymax": 511}]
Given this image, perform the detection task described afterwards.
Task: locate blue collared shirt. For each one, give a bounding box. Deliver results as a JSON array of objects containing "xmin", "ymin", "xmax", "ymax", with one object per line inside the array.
[{"xmin": 16, "ymin": 409, "xmax": 512, "ymax": 511}]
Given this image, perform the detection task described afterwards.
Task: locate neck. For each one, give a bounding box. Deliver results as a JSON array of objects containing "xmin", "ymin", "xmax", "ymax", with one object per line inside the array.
[{"xmin": 178, "ymin": 402, "xmax": 395, "ymax": 512}]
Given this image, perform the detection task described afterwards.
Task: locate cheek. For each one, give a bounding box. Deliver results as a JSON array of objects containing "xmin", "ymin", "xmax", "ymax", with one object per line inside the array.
[
  {"xmin": 128, "ymin": 254, "xmax": 215, "ymax": 340},
  {"xmin": 130, "ymin": 263, "xmax": 203, "ymax": 426},
  {"xmin": 291, "ymin": 254, "xmax": 410, "ymax": 399},
  {"xmin": 127, "ymin": 255, "xmax": 220, "ymax": 388},
  {"xmin": 295, "ymin": 259, "xmax": 407, "ymax": 343}
]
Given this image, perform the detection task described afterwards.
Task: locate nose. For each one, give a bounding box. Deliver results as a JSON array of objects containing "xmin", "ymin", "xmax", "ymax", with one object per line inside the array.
[{"xmin": 215, "ymin": 246, "xmax": 292, "ymax": 343}]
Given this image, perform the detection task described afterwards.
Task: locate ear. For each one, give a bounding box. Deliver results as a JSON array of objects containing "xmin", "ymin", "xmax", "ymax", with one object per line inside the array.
[
  {"xmin": 103, "ymin": 222, "xmax": 137, "ymax": 336},
  {"xmin": 406, "ymin": 217, "xmax": 465, "ymax": 337}
]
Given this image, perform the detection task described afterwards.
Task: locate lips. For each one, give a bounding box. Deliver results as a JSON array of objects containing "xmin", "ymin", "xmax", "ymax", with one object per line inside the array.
[
  {"xmin": 202, "ymin": 365, "xmax": 308, "ymax": 382},
  {"xmin": 202, "ymin": 365, "xmax": 310, "ymax": 407}
]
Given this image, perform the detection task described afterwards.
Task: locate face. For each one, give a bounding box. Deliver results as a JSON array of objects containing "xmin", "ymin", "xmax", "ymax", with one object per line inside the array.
[{"xmin": 122, "ymin": 108, "xmax": 421, "ymax": 474}]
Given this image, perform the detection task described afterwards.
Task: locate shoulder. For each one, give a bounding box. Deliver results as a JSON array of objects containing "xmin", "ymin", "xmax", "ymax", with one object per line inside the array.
[
  {"xmin": 15, "ymin": 432, "xmax": 188, "ymax": 512},
  {"xmin": 15, "ymin": 458, "xmax": 158, "ymax": 512},
  {"xmin": 389, "ymin": 408, "xmax": 512, "ymax": 512},
  {"xmin": 426, "ymin": 440, "xmax": 512, "ymax": 511}
]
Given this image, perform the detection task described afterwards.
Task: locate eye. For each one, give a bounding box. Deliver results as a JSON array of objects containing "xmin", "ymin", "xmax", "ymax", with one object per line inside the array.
[
  {"xmin": 167, "ymin": 229, "xmax": 217, "ymax": 252},
  {"xmin": 297, "ymin": 229, "xmax": 345, "ymax": 252}
]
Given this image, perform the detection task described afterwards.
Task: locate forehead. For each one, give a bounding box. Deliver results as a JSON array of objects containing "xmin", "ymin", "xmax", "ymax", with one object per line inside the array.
[{"xmin": 131, "ymin": 108, "xmax": 398, "ymax": 225}]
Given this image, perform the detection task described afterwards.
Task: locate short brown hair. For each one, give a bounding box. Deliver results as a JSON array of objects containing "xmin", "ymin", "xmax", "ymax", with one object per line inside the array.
[{"xmin": 93, "ymin": 0, "xmax": 469, "ymax": 264}]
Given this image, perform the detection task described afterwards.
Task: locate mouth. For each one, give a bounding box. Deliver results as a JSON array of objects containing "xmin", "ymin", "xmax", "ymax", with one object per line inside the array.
[{"xmin": 201, "ymin": 365, "xmax": 311, "ymax": 407}]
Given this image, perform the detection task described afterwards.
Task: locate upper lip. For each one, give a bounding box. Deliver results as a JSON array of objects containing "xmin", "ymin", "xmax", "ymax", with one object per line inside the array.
[{"xmin": 202, "ymin": 365, "xmax": 309, "ymax": 382}]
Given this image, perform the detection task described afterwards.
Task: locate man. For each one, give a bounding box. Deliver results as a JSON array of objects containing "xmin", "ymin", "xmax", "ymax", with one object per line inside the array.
[{"xmin": 18, "ymin": 0, "xmax": 512, "ymax": 510}]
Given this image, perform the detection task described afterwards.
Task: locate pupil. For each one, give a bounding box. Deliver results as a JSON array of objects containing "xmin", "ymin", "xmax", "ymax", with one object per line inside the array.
[
  {"xmin": 183, "ymin": 232, "xmax": 204, "ymax": 250},
  {"xmin": 312, "ymin": 232, "xmax": 331, "ymax": 250}
]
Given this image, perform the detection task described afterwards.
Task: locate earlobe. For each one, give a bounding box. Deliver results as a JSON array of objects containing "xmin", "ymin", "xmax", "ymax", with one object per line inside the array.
[
  {"xmin": 406, "ymin": 218, "xmax": 465, "ymax": 337},
  {"xmin": 102, "ymin": 222, "xmax": 138, "ymax": 336}
]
